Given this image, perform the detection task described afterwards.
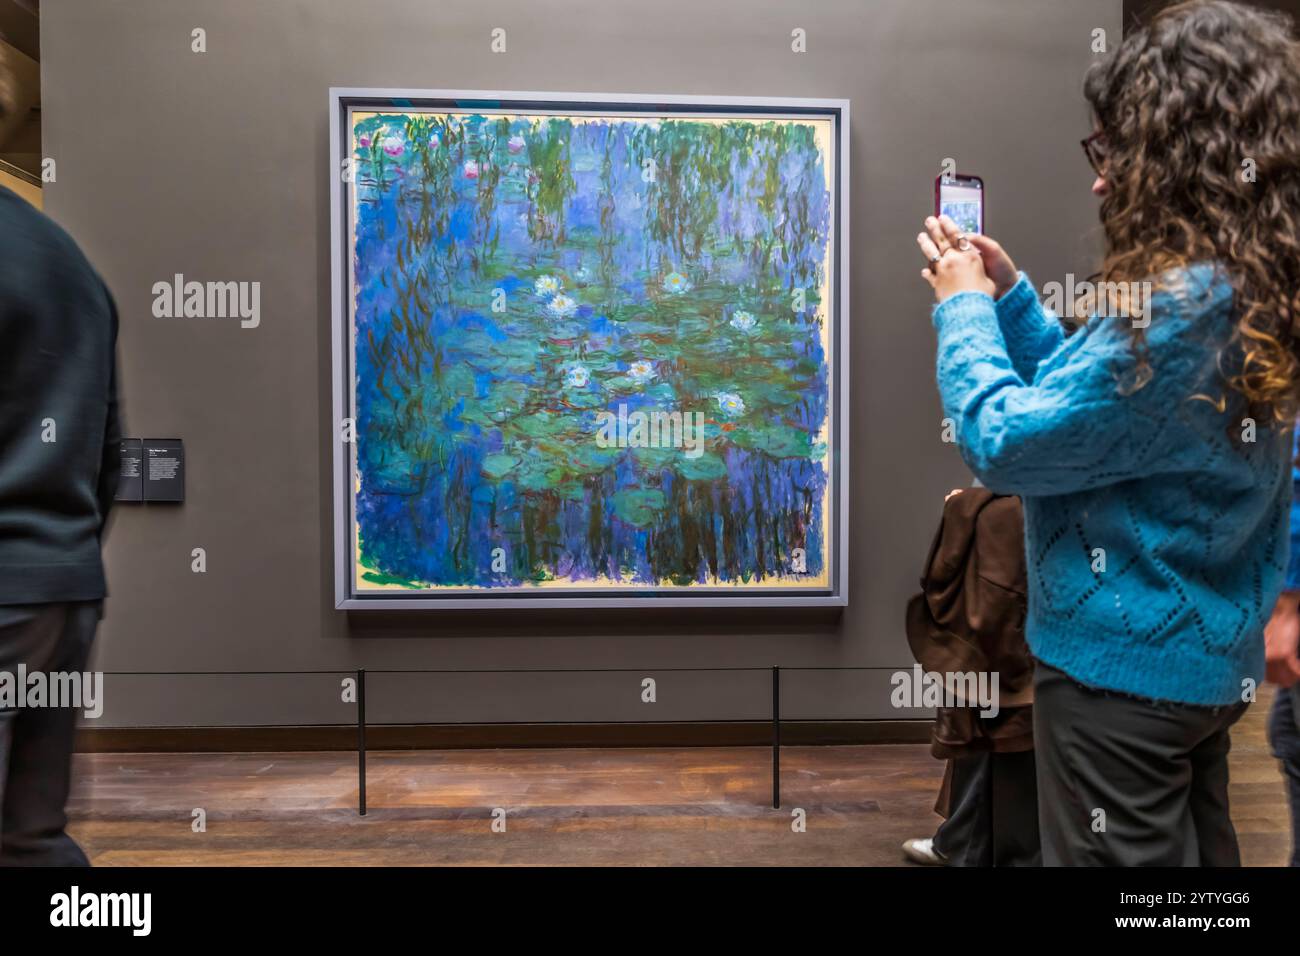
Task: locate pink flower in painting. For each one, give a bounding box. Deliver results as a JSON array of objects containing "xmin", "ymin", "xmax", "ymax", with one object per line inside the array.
[
  {"xmin": 507, "ymin": 135, "xmax": 525, "ymax": 154},
  {"xmin": 382, "ymin": 138, "xmax": 404, "ymax": 157},
  {"xmin": 464, "ymin": 161, "xmax": 480, "ymax": 179},
  {"xmin": 359, "ymin": 135, "xmax": 371, "ymax": 148},
  {"xmin": 429, "ymin": 133, "xmax": 440, "ymax": 148}
]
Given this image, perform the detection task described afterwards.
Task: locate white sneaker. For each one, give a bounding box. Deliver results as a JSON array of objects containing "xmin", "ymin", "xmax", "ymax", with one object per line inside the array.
[{"xmin": 902, "ymin": 837, "xmax": 949, "ymax": 866}]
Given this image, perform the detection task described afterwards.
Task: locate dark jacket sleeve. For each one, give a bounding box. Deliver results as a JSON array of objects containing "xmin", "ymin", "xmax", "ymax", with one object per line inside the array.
[{"xmin": 96, "ymin": 280, "xmax": 122, "ymax": 535}]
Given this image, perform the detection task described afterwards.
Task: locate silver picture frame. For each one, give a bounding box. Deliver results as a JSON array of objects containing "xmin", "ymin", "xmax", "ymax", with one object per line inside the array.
[{"xmin": 330, "ymin": 88, "xmax": 850, "ymax": 609}]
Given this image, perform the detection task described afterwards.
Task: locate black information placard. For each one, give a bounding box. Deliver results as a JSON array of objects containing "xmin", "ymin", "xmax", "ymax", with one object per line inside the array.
[
  {"xmin": 115, "ymin": 438, "xmax": 144, "ymax": 502},
  {"xmin": 143, "ymin": 438, "xmax": 185, "ymax": 502}
]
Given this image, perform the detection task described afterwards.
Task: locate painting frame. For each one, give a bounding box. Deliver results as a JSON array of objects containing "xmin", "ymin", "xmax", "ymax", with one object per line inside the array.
[{"xmin": 329, "ymin": 88, "xmax": 850, "ymax": 609}]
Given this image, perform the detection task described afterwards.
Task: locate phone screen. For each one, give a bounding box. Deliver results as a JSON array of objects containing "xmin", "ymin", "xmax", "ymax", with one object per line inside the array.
[{"xmin": 936, "ymin": 174, "xmax": 984, "ymax": 235}]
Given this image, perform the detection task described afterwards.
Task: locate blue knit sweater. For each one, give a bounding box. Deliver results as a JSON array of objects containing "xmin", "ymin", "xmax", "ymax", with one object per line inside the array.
[{"xmin": 932, "ymin": 265, "xmax": 1288, "ymax": 706}]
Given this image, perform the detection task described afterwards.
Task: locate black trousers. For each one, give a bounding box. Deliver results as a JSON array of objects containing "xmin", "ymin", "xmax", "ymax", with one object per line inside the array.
[
  {"xmin": 1033, "ymin": 661, "xmax": 1247, "ymax": 867},
  {"xmin": 1267, "ymin": 684, "xmax": 1300, "ymax": 867},
  {"xmin": 0, "ymin": 602, "xmax": 98, "ymax": 866},
  {"xmin": 933, "ymin": 748, "xmax": 1041, "ymax": 866}
]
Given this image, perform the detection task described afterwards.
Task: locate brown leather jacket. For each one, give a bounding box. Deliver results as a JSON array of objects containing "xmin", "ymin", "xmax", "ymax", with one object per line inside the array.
[{"xmin": 905, "ymin": 488, "xmax": 1033, "ymax": 758}]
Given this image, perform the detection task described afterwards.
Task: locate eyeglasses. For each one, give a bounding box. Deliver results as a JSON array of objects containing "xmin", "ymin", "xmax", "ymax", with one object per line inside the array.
[{"xmin": 1081, "ymin": 130, "xmax": 1108, "ymax": 177}]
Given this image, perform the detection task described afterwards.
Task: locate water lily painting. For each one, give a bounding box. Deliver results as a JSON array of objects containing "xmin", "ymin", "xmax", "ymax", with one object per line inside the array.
[{"xmin": 332, "ymin": 92, "xmax": 847, "ymax": 607}]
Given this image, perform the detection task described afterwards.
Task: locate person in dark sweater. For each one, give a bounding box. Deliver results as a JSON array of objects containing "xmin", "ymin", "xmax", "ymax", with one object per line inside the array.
[{"xmin": 0, "ymin": 181, "xmax": 121, "ymax": 865}]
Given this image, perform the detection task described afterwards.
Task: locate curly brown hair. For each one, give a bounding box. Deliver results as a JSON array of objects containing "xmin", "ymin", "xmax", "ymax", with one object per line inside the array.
[{"xmin": 1084, "ymin": 0, "xmax": 1300, "ymax": 421}]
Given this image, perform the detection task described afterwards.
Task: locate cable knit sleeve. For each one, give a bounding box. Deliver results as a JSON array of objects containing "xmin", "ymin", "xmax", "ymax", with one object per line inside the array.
[
  {"xmin": 994, "ymin": 272, "xmax": 1063, "ymax": 383},
  {"xmin": 931, "ymin": 266, "xmax": 1234, "ymax": 497}
]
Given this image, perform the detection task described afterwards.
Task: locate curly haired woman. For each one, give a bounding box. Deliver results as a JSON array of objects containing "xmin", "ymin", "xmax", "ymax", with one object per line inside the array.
[{"xmin": 918, "ymin": 1, "xmax": 1300, "ymax": 866}]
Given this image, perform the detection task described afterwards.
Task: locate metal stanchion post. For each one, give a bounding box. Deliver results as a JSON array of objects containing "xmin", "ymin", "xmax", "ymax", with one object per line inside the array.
[
  {"xmin": 772, "ymin": 665, "xmax": 781, "ymax": 810},
  {"xmin": 357, "ymin": 667, "xmax": 367, "ymax": 816}
]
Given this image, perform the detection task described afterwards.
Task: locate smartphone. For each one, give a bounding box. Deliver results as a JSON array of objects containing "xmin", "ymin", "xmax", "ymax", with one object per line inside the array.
[{"xmin": 934, "ymin": 173, "xmax": 984, "ymax": 235}]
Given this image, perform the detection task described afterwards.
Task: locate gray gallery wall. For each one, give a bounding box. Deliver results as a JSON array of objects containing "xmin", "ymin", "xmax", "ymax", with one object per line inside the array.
[{"xmin": 40, "ymin": 0, "xmax": 1121, "ymax": 728}]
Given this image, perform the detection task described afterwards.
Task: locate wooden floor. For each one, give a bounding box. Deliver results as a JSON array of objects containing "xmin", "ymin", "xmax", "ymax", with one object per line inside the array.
[{"xmin": 67, "ymin": 690, "xmax": 1292, "ymax": 866}]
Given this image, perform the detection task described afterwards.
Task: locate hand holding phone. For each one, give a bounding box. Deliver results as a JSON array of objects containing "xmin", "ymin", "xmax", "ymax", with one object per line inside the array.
[
  {"xmin": 963, "ymin": 232, "xmax": 1019, "ymax": 300},
  {"xmin": 932, "ymin": 174, "xmax": 1018, "ymax": 298},
  {"xmin": 935, "ymin": 173, "xmax": 984, "ymax": 234}
]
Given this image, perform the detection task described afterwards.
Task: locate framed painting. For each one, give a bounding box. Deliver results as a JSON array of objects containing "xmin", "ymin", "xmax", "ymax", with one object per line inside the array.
[{"xmin": 330, "ymin": 89, "xmax": 849, "ymax": 608}]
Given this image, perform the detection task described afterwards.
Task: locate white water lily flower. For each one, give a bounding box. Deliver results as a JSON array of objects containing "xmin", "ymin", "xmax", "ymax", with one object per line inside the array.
[
  {"xmin": 628, "ymin": 360, "xmax": 655, "ymax": 382},
  {"xmin": 716, "ymin": 392, "xmax": 745, "ymax": 416},
  {"xmin": 662, "ymin": 271, "xmax": 691, "ymax": 294},
  {"xmin": 534, "ymin": 275, "xmax": 562, "ymax": 297},
  {"xmin": 547, "ymin": 293, "xmax": 578, "ymax": 318},
  {"xmin": 565, "ymin": 364, "xmax": 591, "ymax": 388},
  {"xmin": 730, "ymin": 310, "xmax": 757, "ymax": 332}
]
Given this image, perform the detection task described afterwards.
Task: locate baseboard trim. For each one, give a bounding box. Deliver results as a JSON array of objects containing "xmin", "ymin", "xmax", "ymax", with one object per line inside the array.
[{"xmin": 75, "ymin": 721, "xmax": 932, "ymax": 753}]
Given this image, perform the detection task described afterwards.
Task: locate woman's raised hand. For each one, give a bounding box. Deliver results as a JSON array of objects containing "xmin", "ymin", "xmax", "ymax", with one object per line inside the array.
[
  {"xmin": 965, "ymin": 233, "xmax": 1019, "ymax": 300},
  {"xmin": 917, "ymin": 215, "xmax": 1019, "ymax": 303},
  {"xmin": 917, "ymin": 214, "xmax": 994, "ymax": 303}
]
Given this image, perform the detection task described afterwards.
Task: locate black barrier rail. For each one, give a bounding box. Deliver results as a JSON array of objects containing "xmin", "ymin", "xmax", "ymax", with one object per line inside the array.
[{"xmin": 96, "ymin": 665, "xmax": 928, "ymax": 814}]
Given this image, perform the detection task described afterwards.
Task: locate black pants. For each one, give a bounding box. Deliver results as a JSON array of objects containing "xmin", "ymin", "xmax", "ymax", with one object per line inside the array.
[
  {"xmin": 1033, "ymin": 661, "xmax": 1247, "ymax": 866},
  {"xmin": 1267, "ymin": 685, "xmax": 1300, "ymax": 867},
  {"xmin": 0, "ymin": 602, "xmax": 98, "ymax": 866},
  {"xmin": 933, "ymin": 748, "xmax": 1041, "ymax": 866}
]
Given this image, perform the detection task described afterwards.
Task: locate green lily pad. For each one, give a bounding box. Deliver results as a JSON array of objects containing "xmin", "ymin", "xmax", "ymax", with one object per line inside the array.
[
  {"xmin": 730, "ymin": 423, "xmax": 812, "ymax": 459},
  {"xmin": 610, "ymin": 488, "xmax": 666, "ymax": 527},
  {"xmin": 676, "ymin": 453, "xmax": 728, "ymax": 481},
  {"xmin": 481, "ymin": 453, "xmax": 519, "ymax": 478}
]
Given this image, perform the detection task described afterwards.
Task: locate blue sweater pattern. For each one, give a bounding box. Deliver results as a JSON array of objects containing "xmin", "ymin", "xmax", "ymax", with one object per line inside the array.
[{"xmin": 931, "ymin": 265, "xmax": 1288, "ymax": 706}]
